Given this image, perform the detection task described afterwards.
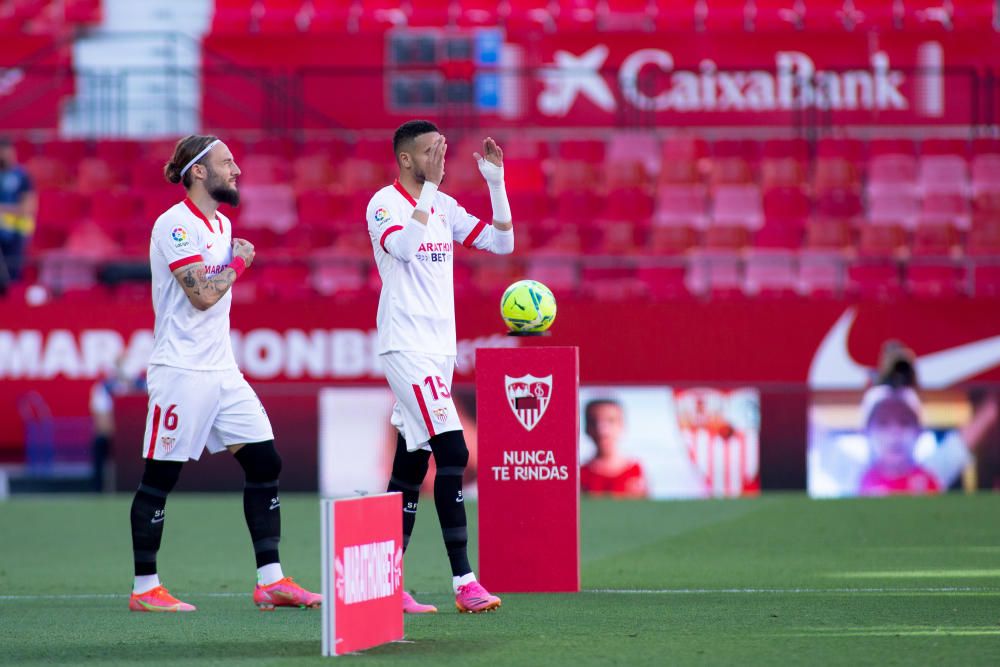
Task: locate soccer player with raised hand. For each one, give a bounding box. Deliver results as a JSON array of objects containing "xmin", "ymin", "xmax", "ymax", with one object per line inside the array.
[
  {"xmin": 127, "ymin": 135, "xmax": 321, "ymax": 613},
  {"xmin": 366, "ymin": 120, "xmax": 514, "ymax": 613}
]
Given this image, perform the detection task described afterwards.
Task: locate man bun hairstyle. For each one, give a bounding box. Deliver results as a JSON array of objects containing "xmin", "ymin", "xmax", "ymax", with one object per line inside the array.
[
  {"xmin": 392, "ymin": 120, "xmax": 439, "ymax": 158},
  {"xmin": 164, "ymin": 134, "xmax": 219, "ymax": 188}
]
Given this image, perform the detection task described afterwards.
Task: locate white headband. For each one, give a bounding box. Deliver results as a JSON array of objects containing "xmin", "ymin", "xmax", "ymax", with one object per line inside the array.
[{"xmin": 179, "ymin": 139, "xmax": 221, "ymax": 178}]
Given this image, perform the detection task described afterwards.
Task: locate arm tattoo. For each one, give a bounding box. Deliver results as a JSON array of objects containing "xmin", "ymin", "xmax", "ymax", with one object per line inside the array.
[{"xmin": 179, "ymin": 265, "xmax": 237, "ymax": 306}]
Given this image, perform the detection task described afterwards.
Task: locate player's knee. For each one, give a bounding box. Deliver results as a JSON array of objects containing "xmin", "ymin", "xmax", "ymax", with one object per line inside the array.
[
  {"xmin": 139, "ymin": 459, "xmax": 184, "ymax": 495},
  {"xmin": 429, "ymin": 430, "xmax": 469, "ymax": 471},
  {"xmin": 235, "ymin": 440, "xmax": 282, "ymax": 483},
  {"xmin": 391, "ymin": 444, "xmax": 431, "ymax": 486}
]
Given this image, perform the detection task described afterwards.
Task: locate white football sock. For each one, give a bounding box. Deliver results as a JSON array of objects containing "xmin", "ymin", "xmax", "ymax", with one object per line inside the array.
[
  {"xmin": 133, "ymin": 574, "xmax": 160, "ymax": 594},
  {"xmin": 257, "ymin": 562, "xmax": 284, "ymax": 586},
  {"xmin": 453, "ymin": 572, "xmax": 476, "ymax": 593}
]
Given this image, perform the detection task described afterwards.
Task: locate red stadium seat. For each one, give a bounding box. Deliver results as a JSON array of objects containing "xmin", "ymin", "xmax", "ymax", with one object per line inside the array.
[
  {"xmin": 708, "ymin": 157, "xmax": 753, "ymax": 187},
  {"xmin": 868, "ymin": 191, "xmax": 919, "ymax": 229},
  {"xmin": 90, "ymin": 190, "xmax": 142, "ymax": 231},
  {"xmin": 471, "ymin": 256, "xmax": 522, "ymax": 295},
  {"xmin": 712, "ymin": 184, "xmax": 763, "ymax": 229},
  {"xmin": 858, "ymin": 223, "xmax": 907, "ymax": 258},
  {"xmin": 743, "ymin": 249, "xmax": 797, "ymax": 297},
  {"xmin": 354, "ymin": 0, "xmax": 410, "ymax": 30},
  {"xmin": 971, "ymin": 263, "xmax": 1000, "ymax": 298},
  {"xmin": 407, "ymin": 0, "xmax": 454, "ymax": 26},
  {"xmin": 557, "ymin": 140, "xmax": 605, "ymax": 162},
  {"xmin": 456, "ymin": 0, "xmax": 501, "ymax": 26},
  {"xmin": 637, "ymin": 263, "xmax": 689, "ymax": 299},
  {"xmin": 798, "ymin": 249, "xmax": 847, "ymax": 297},
  {"xmin": 212, "ymin": 0, "xmax": 257, "ymax": 33},
  {"xmin": 918, "ymin": 155, "xmax": 969, "ymax": 197},
  {"xmin": 686, "ymin": 249, "xmax": 742, "ymax": 298},
  {"xmin": 555, "ymin": 0, "xmax": 599, "ymax": 30},
  {"xmin": 76, "ymin": 158, "xmax": 117, "ymax": 194},
  {"xmin": 761, "ymin": 158, "xmax": 806, "ymax": 189},
  {"xmin": 847, "ymin": 262, "xmax": 904, "ymax": 300},
  {"xmin": 603, "ymin": 187, "xmax": 654, "ymax": 223},
  {"xmin": 310, "ymin": 249, "xmax": 367, "ymax": 296},
  {"xmin": 600, "ymin": 0, "xmax": 655, "ymax": 30},
  {"xmin": 25, "ymin": 156, "xmax": 70, "ymax": 189},
  {"xmin": 753, "ymin": 0, "xmax": 805, "ymax": 30},
  {"xmin": 647, "ymin": 224, "xmax": 699, "ymax": 254},
  {"xmin": 907, "ymin": 261, "xmax": 965, "ymax": 298},
  {"xmin": 973, "ymin": 138, "xmax": 1000, "ymax": 157},
  {"xmin": 921, "ymin": 192, "xmax": 970, "ymax": 230},
  {"xmin": 971, "ymin": 155, "xmax": 1000, "ymax": 196},
  {"xmin": 968, "ymin": 216, "xmax": 1000, "ymax": 256},
  {"xmin": 44, "ymin": 140, "xmax": 90, "ymax": 163},
  {"xmin": 238, "ymin": 155, "xmax": 292, "ymax": 185},
  {"xmin": 762, "ymin": 137, "xmax": 809, "ymax": 161},
  {"xmin": 843, "ymin": 0, "xmax": 902, "ymax": 30},
  {"xmin": 760, "ymin": 186, "xmax": 810, "ymax": 245},
  {"xmin": 805, "ymin": 216, "xmax": 853, "ymax": 250},
  {"xmin": 867, "ymin": 154, "xmax": 918, "ymax": 197},
  {"xmin": 815, "ymin": 188, "xmax": 863, "ymax": 218},
  {"xmin": 911, "ymin": 223, "xmax": 960, "ymax": 257},
  {"xmin": 652, "ymin": 0, "xmax": 701, "ymax": 31},
  {"xmin": 292, "ymin": 154, "xmax": 336, "ymax": 191},
  {"xmin": 34, "ymin": 190, "xmax": 90, "ymax": 249},
  {"xmin": 549, "ymin": 161, "xmax": 601, "ymax": 193},
  {"xmin": 554, "ymin": 188, "xmax": 606, "ymax": 221},
  {"xmin": 334, "ymin": 158, "xmax": 389, "ymax": 194},
  {"xmin": 921, "ymin": 138, "xmax": 970, "ymax": 158},
  {"xmin": 817, "ymin": 137, "xmax": 865, "ymax": 162},
  {"xmin": 239, "ymin": 184, "xmax": 298, "ymax": 232},
  {"xmin": 658, "ymin": 159, "xmax": 700, "ymax": 185},
  {"xmin": 308, "ymin": 0, "xmax": 354, "ymax": 31},
  {"xmin": 868, "ymin": 138, "xmax": 916, "ymax": 158},
  {"xmin": 654, "ymin": 185, "xmax": 709, "ymax": 230},
  {"xmin": 505, "ymin": 0, "xmax": 557, "ymax": 31},
  {"xmin": 813, "ymin": 158, "xmax": 860, "ymax": 194},
  {"xmin": 94, "ymin": 140, "xmax": 142, "ymax": 164}
]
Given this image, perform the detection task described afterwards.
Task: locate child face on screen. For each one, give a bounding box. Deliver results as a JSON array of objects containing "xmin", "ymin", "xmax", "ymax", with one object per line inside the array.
[
  {"xmin": 866, "ymin": 399, "xmax": 921, "ymax": 474},
  {"xmin": 585, "ymin": 403, "xmax": 625, "ymax": 456}
]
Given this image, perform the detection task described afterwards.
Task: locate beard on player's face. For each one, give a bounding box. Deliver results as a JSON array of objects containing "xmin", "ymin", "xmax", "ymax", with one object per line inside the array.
[{"xmin": 206, "ymin": 167, "xmax": 240, "ymax": 207}]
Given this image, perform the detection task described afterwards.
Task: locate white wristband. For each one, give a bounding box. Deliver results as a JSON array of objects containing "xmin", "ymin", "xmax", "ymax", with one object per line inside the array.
[
  {"xmin": 415, "ymin": 181, "xmax": 438, "ymax": 215},
  {"xmin": 488, "ymin": 182, "xmax": 512, "ymax": 223}
]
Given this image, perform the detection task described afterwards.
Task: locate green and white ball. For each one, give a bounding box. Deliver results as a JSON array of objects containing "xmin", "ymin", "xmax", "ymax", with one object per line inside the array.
[{"xmin": 500, "ymin": 280, "xmax": 557, "ymax": 333}]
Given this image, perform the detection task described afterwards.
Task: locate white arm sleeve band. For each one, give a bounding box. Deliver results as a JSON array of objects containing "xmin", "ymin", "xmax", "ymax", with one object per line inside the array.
[
  {"xmin": 488, "ymin": 182, "xmax": 512, "ymax": 223},
  {"xmin": 383, "ymin": 221, "xmax": 428, "ymax": 263}
]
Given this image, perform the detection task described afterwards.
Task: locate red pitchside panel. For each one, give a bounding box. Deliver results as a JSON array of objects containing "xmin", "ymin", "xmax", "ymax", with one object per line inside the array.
[
  {"xmin": 476, "ymin": 346, "xmax": 580, "ymax": 593},
  {"xmin": 321, "ymin": 493, "xmax": 403, "ymax": 657}
]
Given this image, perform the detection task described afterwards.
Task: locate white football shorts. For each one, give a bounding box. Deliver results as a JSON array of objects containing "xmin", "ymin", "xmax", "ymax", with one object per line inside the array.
[
  {"xmin": 381, "ymin": 351, "xmax": 463, "ymax": 452},
  {"xmin": 141, "ymin": 364, "xmax": 274, "ymax": 462}
]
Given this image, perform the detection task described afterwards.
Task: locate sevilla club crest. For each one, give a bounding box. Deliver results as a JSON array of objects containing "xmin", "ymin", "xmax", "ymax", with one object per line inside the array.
[{"xmin": 505, "ymin": 374, "xmax": 553, "ymax": 431}]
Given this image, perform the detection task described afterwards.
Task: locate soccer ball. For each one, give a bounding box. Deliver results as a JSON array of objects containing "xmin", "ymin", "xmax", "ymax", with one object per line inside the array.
[{"xmin": 500, "ymin": 280, "xmax": 557, "ymax": 333}]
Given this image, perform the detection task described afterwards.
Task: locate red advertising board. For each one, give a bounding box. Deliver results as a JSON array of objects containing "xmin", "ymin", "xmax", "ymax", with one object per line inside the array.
[
  {"xmin": 201, "ymin": 30, "xmax": 1000, "ymax": 130},
  {"xmin": 476, "ymin": 346, "xmax": 579, "ymax": 592},
  {"xmin": 321, "ymin": 492, "xmax": 403, "ymax": 656},
  {"xmin": 4, "ymin": 296, "xmax": 1000, "ymax": 465}
]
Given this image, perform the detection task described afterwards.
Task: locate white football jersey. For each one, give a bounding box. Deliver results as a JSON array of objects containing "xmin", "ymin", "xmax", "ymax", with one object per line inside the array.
[
  {"xmin": 148, "ymin": 198, "xmax": 238, "ymax": 371},
  {"xmin": 367, "ymin": 180, "xmax": 497, "ymax": 356}
]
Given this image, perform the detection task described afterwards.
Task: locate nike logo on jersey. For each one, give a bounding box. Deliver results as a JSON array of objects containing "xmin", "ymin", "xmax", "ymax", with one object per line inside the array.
[
  {"xmin": 809, "ymin": 307, "xmax": 1000, "ymax": 389},
  {"xmin": 206, "ymin": 243, "xmax": 214, "ymax": 249}
]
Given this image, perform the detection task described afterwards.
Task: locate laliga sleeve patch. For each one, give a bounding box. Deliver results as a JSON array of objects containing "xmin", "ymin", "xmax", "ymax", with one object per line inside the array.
[
  {"xmin": 170, "ymin": 226, "xmax": 191, "ymax": 248},
  {"xmin": 374, "ymin": 207, "xmax": 391, "ymax": 224}
]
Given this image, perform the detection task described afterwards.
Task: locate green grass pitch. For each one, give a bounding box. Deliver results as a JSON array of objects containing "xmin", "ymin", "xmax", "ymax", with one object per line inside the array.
[{"xmin": 2, "ymin": 493, "xmax": 999, "ymax": 665}]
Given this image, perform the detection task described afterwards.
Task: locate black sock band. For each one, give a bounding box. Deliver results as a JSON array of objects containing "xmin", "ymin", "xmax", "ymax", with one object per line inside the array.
[
  {"xmin": 235, "ymin": 442, "xmax": 283, "ymax": 568},
  {"xmin": 130, "ymin": 460, "xmax": 182, "ymax": 577},
  {"xmin": 429, "ymin": 431, "xmax": 472, "ymax": 577},
  {"xmin": 387, "ymin": 434, "xmax": 430, "ymax": 552}
]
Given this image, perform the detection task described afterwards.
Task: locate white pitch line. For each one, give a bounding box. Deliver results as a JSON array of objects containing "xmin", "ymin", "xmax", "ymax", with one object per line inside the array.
[
  {"xmin": 584, "ymin": 587, "xmax": 1000, "ymax": 594},
  {"xmin": 2, "ymin": 587, "xmax": 998, "ymax": 602}
]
